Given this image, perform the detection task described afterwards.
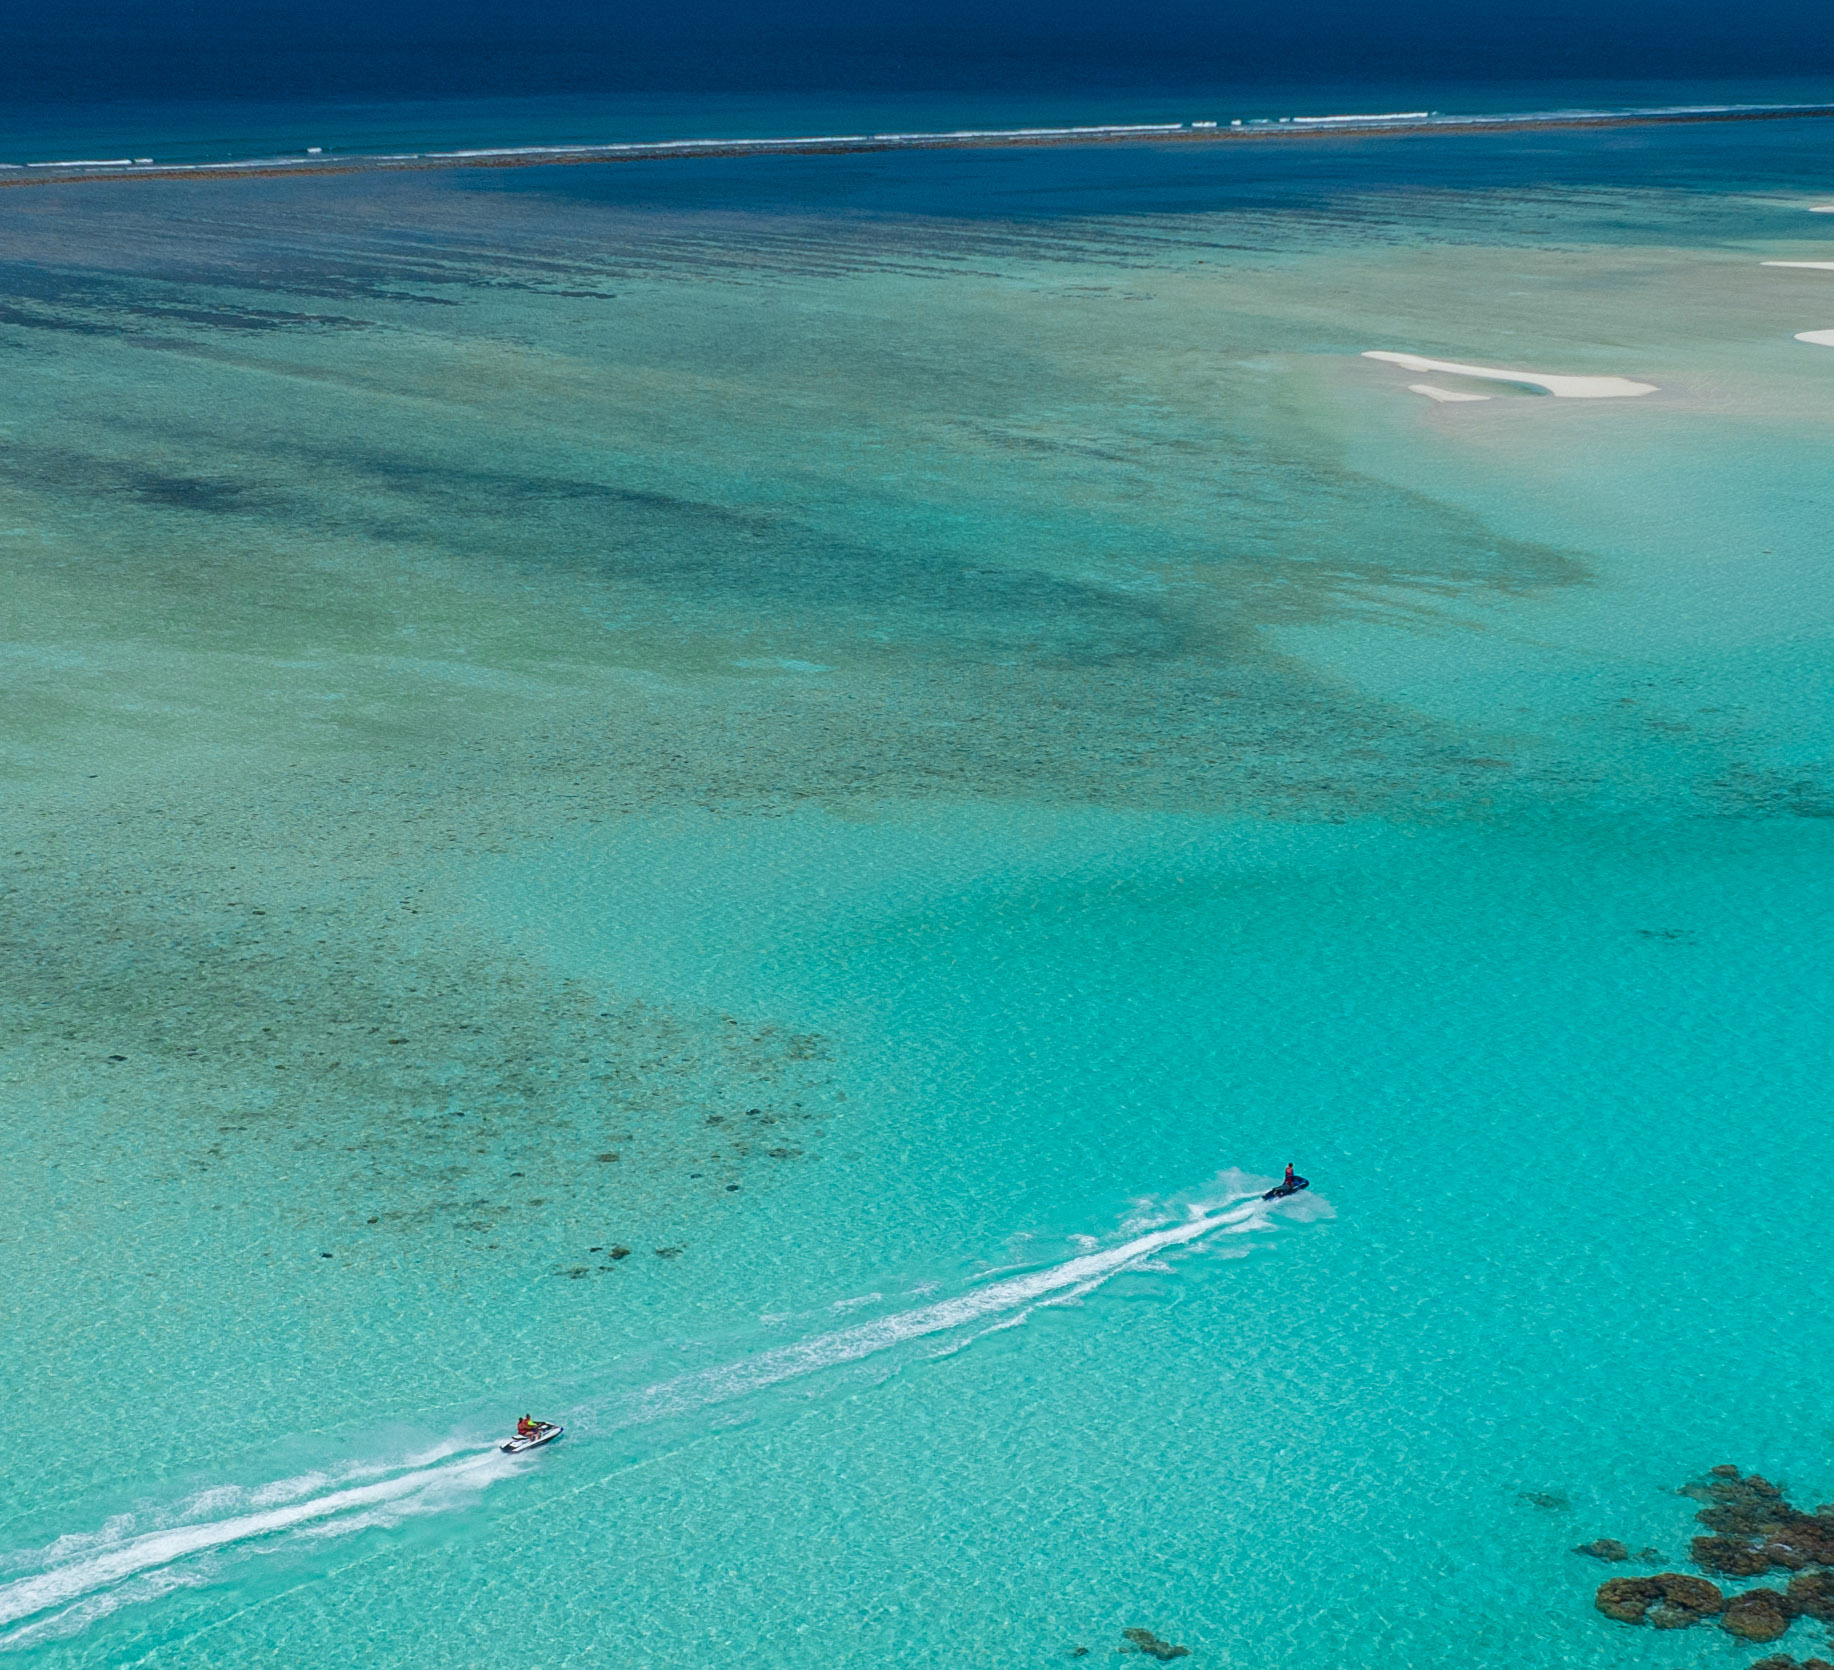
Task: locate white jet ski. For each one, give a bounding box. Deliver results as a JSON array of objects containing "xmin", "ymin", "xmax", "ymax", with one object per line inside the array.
[{"xmin": 501, "ymin": 1420, "xmax": 564, "ymax": 1454}]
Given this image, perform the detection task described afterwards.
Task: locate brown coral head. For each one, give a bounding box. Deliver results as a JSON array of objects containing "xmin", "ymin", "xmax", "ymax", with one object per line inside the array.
[
  {"xmin": 1763, "ymin": 1541, "xmax": 1814, "ymax": 1571},
  {"xmin": 1721, "ymin": 1589, "xmax": 1792, "ymax": 1643},
  {"xmin": 1691, "ymin": 1468, "xmax": 1801, "ymax": 1539},
  {"xmin": 1693, "ymin": 1534, "xmax": 1770, "ymax": 1577},
  {"xmin": 1787, "ymin": 1571, "xmax": 1834, "ymax": 1622},
  {"xmin": 1654, "ymin": 1574, "xmax": 1724, "ymax": 1616},
  {"xmin": 1595, "ymin": 1577, "xmax": 1663, "ymax": 1623},
  {"xmin": 1628, "ymin": 1583, "xmax": 1723, "ymax": 1635}
]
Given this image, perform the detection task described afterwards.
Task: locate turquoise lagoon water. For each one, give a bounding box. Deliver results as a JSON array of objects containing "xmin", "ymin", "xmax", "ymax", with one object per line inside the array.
[{"xmin": 3, "ymin": 115, "xmax": 1834, "ymax": 1664}]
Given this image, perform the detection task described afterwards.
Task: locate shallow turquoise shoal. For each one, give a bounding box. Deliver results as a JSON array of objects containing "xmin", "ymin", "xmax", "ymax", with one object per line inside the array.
[{"xmin": 2, "ymin": 111, "xmax": 1832, "ymax": 1667}]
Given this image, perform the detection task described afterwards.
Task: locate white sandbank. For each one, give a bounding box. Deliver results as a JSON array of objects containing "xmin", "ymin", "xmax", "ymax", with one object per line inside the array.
[
  {"xmin": 1364, "ymin": 351, "xmax": 1656, "ymax": 398},
  {"xmin": 1763, "ymin": 261, "xmax": 1834, "ymax": 270},
  {"xmin": 1408, "ymin": 383, "xmax": 1491, "ymax": 403},
  {"xmin": 1796, "ymin": 329, "xmax": 1834, "ymax": 346}
]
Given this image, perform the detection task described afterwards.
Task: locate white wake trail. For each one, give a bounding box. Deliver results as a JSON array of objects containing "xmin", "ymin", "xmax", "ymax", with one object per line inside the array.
[
  {"xmin": 608, "ymin": 1192, "xmax": 1273, "ymax": 1427},
  {"xmin": 0, "ymin": 1181, "xmax": 1299, "ymax": 1643},
  {"xmin": 0, "ymin": 1449, "xmax": 509, "ymax": 1633}
]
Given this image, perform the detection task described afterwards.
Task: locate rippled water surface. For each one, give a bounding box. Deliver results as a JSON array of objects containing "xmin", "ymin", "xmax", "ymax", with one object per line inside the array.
[{"xmin": 3, "ymin": 115, "xmax": 1833, "ymax": 1666}]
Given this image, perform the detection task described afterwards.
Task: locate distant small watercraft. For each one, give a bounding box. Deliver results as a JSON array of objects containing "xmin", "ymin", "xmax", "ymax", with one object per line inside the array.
[
  {"xmin": 501, "ymin": 1421, "xmax": 563, "ymax": 1454},
  {"xmin": 1262, "ymin": 1175, "xmax": 1309, "ymax": 1201}
]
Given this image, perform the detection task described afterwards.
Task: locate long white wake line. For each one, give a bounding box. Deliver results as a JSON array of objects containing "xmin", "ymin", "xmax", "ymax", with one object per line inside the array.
[
  {"xmin": 610, "ymin": 1191, "xmax": 1274, "ymax": 1425},
  {"xmin": 0, "ymin": 1185, "xmax": 1300, "ymax": 1642}
]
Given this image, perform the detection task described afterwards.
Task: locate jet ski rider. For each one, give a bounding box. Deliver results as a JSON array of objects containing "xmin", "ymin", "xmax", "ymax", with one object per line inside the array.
[
  {"xmin": 1282, "ymin": 1163, "xmax": 1296, "ymax": 1190},
  {"xmin": 516, "ymin": 1415, "xmax": 540, "ymax": 1438}
]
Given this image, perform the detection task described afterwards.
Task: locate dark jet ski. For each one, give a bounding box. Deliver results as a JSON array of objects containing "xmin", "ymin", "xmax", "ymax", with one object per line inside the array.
[
  {"xmin": 1262, "ymin": 1175, "xmax": 1309, "ymax": 1201},
  {"xmin": 502, "ymin": 1420, "xmax": 563, "ymax": 1454}
]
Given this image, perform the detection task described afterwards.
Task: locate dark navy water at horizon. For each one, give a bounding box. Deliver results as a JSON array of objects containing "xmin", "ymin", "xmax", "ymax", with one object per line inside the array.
[{"xmin": 3, "ymin": 46, "xmax": 1834, "ymax": 1670}]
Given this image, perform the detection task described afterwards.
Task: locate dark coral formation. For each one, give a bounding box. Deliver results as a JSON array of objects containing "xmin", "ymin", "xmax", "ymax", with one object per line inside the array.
[
  {"xmin": 1695, "ymin": 1534, "xmax": 1771, "ymax": 1577},
  {"xmin": 1723, "ymin": 1589, "xmax": 1795, "ymax": 1642},
  {"xmin": 1589, "ymin": 1466, "xmax": 1834, "ymax": 1646},
  {"xmin": 1574, "ymin": 1538, "xmax": 1629, "ymax": 1561},
  {"xmin": 1595, "ymin": 1574, "xmax": 1723, "ymax": 1626},
  {"xmin": 1790, "ymin": 1572, "xmax": 1834, "ymax": 1622},
  {"xmin": 1121, "ymin": 1628, "xmax": 1190, "ymax": 1661},
  {"xmin": 1750, "ymin": 1657, "xmax": 1834, "ymax": 1670},
  {"xmin": 1685, "ymin": 1469, "xmax": 1834, "ymax": 1568},
  {"xmin": 1595, "ymin": 1577, "xmax": 1661, "ymax": 1623}
]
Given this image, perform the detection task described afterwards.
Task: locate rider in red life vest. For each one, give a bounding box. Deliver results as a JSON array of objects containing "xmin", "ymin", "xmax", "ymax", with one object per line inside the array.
[
  {"xmin": 516, "ymin": 1415, "xmax": 537, "ymax": 1437},
  {"xmin": 1283, "ymin": 1163, "xmax": 1296, "ymax": 1188}
]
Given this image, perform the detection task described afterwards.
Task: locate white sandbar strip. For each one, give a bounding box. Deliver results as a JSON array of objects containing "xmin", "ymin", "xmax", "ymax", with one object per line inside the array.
[
  {"xmin": 1364, "ymin": 350, "xmax": 1657, "ymax": 397},
  {"xmin": 1763, "ymin": 261, "xmax": 1834, "ymax": 270},
  {"xmin": 1796, "ymin": 329, "xmax": 1834, "ymax": 346},
  {"xmin": 1409, "ymin": 383, "xmax": 1491, "ymax": 402}
]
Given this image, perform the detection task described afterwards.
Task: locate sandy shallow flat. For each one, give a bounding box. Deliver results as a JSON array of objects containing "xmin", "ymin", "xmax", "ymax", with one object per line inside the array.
[{"xmin": 1364, "ymin": 350, "xmax": 1657, "ymax": 397}]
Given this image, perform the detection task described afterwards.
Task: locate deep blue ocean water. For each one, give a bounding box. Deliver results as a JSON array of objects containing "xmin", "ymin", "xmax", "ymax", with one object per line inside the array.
[{"xmin": 2, "ymin": 45, "xmax": 1834, "ymax": 1670}]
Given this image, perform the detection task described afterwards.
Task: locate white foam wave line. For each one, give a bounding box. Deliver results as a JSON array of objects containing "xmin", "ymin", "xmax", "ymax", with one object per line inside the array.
[
  {"xmin": 1291, "ymin": 112, "xmax": 1431, "ymax": 124},
  {"xmin": 0, "ymin": 1190, "xmax": 1280, "ymax": 1638},
  {"xmin": 1419, "ymin": 101, "xmax": 1827, "ymax": 122},
  {"xmin": 12, "ymin": 122, "xmax": 1191, "ymax": 175},
  {"xmin": 0, "ymin": 1449, "xmax": 507, "ymax": 1632},
  {"xmin": 341, "ymin": 126, "xmax": 1183, "ymax": 164},
  {"xmin": 606, "ymin": 1193, "xmax": 1271, "ymax": 1427},
  {"xmin": 15, "ymin": 105, "xmax": 1834, "ymax": 177}
]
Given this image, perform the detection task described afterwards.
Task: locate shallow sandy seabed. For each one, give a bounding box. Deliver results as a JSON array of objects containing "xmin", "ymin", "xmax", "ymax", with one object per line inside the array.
[{"xmin": 4, "ymin": 124, "xmax": 1834, "ymax": 1667}]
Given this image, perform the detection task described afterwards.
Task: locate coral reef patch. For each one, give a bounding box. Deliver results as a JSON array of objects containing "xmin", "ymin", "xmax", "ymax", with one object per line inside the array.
[
  {"xmin": 1586, "ymin": 1468, "xmax": 1834, "ymax": 1647},
  {"xmin": 1723, "ymin": 1589, "xmax": 1795, "ymax": 1643},
  {"xmin": 1594, "ymin": 1574, "xmax": 1724, "ymax": 1625},
  {"xmin": 1791, "ymin": 1572, "xmax": 1834, "ymax": 1621}
]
